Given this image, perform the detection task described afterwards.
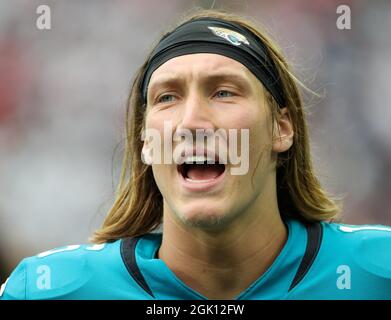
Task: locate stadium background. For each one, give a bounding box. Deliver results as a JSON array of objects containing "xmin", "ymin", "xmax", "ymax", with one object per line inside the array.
[{"xmin": 1, "ymin": 0, "xmax": 390, "ymax": 283}]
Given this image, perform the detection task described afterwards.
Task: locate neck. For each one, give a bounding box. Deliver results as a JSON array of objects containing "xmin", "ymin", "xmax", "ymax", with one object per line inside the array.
[{"xmin": 157, "ymin": 187, "xmax": 287, "ymax": 300}]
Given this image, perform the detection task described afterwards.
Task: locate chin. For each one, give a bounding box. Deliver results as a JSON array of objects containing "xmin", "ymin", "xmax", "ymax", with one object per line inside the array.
[{"xmin": 176, "ymin": 204, "xmax": 234, "ymax": 230}]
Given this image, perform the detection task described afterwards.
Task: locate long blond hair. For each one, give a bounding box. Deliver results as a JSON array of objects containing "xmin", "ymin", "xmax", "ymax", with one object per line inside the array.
[{"xmin": 91, "ymin": 9, "xmax": 341, "ymax": 243}]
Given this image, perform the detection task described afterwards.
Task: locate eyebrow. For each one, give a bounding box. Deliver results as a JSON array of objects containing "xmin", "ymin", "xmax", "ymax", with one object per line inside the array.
[{"xmin": 147, "ymin": 71, "xmax": 253, "ymax": 100}]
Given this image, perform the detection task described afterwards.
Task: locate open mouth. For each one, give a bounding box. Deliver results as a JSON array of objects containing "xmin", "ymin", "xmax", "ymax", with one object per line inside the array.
[{"xmin": 177, "ymin": 159, "xmax": 226, "ymax": 183}]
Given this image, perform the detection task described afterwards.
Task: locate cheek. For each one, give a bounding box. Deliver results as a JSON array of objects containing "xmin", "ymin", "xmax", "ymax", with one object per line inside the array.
[
  {"xmin": 224, "ymin": 107, "xmax": 255, "ymax": 129},
  {"xmin": 223, "ymin": 101, "xmax": 267, "ymax": 129},
  {"xmin": 151, "ymin": 164, "xmax": 171, "ymax": 194},
  {"xmin": 227, "ymin": 106, "xmax": 271, "ymax": 149},
  {"xmin": 145, "ymin": 110, "xmax": 166, "ymax": 131},
  {"xmin": 235, "ymin": 106, "xmax": 273, "ymax": 172},
  {"xmin": 145, "ymin": 111, "xmax": 174, "ymax": 160}
]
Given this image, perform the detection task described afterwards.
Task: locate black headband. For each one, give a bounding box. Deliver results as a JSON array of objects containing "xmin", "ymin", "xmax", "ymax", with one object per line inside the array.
[{"xmin": 140, "ymin": 17, "xmax": 286, "ymax": 107}]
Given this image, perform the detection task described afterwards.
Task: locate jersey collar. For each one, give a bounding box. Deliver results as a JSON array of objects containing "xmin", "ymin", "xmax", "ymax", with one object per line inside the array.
[{"xmin": 120, "ymin": 219, "xmax": 318, "ymax": 299}]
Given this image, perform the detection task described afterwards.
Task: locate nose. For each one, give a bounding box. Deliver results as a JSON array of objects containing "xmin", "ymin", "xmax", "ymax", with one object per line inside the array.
[{"xmin": 176, "ymin": 90, "xmax": 215, "ymax": 134}]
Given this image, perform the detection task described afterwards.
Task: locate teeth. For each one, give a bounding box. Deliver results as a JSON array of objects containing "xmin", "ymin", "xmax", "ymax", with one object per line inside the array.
[
  {"xmin": 184, "ymin": 155, "xmax": 215, "ymax": 164},
  {"xmin": 185, "ymin": 178, "xmax": 215, "ymax": 183}
]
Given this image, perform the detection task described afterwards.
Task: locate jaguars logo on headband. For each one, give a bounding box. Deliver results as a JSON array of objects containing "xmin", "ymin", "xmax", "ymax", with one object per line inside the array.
[{"xmin": 208, "ymin": 26, "xmax": 250, "ymax": 46}]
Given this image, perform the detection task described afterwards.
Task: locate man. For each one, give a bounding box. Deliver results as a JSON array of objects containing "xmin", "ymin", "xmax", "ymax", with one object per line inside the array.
[{"xmin": 1, "ymin": 10, "xmax": 391, "ymax": 300}]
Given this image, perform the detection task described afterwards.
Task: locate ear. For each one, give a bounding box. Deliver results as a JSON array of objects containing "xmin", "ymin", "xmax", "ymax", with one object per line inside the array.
[
  {"xmin": 141, "ymin": 133, "xmax": 153, "ymax": 165},
  {"xmin": 272, "ymin": 107, "xmax": 294, "ymax": 153}
]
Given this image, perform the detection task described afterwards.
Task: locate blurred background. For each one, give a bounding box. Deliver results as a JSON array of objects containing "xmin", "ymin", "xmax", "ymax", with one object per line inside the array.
[{"xmin": 1, "ymin": 0, "xmax": 390, "ymax": 283}]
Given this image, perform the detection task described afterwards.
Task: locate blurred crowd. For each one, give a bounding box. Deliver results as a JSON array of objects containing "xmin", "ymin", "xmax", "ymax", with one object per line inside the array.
[{"xmin": 1, "ymin": 0, "xmax": 390, "ymax": 282}]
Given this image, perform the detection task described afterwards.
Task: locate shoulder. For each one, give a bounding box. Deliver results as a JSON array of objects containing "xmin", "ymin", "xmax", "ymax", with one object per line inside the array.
[
  {"xmin": 320, "ymin": 221, "xmax": 391, "ymax": 279},
  {"xmin": 0, "ymin": 241, "xmax": 120, "ymax": 300},
  {"xmin": 321, "ymin": 221, "xmax": 391, "ymax": 244}
]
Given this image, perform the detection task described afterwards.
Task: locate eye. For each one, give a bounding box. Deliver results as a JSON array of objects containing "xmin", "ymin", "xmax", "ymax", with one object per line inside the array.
[
  {"xmin": 157, "ymin": 94, "xmax": 176, "ymax": 104},
  {"xmin": 214, "ymin": 90, "xmax": 235, "ymax": 99}
]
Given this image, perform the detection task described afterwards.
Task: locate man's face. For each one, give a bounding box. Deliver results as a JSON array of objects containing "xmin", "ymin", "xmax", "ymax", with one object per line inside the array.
[{"xmin": 144, "ymin": 53, "xmax": 277, "ymax": 230}]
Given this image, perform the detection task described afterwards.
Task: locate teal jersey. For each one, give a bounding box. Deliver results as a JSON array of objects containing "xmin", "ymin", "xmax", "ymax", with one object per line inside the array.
[{"xmin": 1, "ymin": 219, "xmax": 391, "ymax": 300}]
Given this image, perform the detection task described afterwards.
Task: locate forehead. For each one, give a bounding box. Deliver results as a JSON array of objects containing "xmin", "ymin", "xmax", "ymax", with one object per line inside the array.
[{"xmin": 148, "ymin": 53, "xmax": 254, "ymax": 85}]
